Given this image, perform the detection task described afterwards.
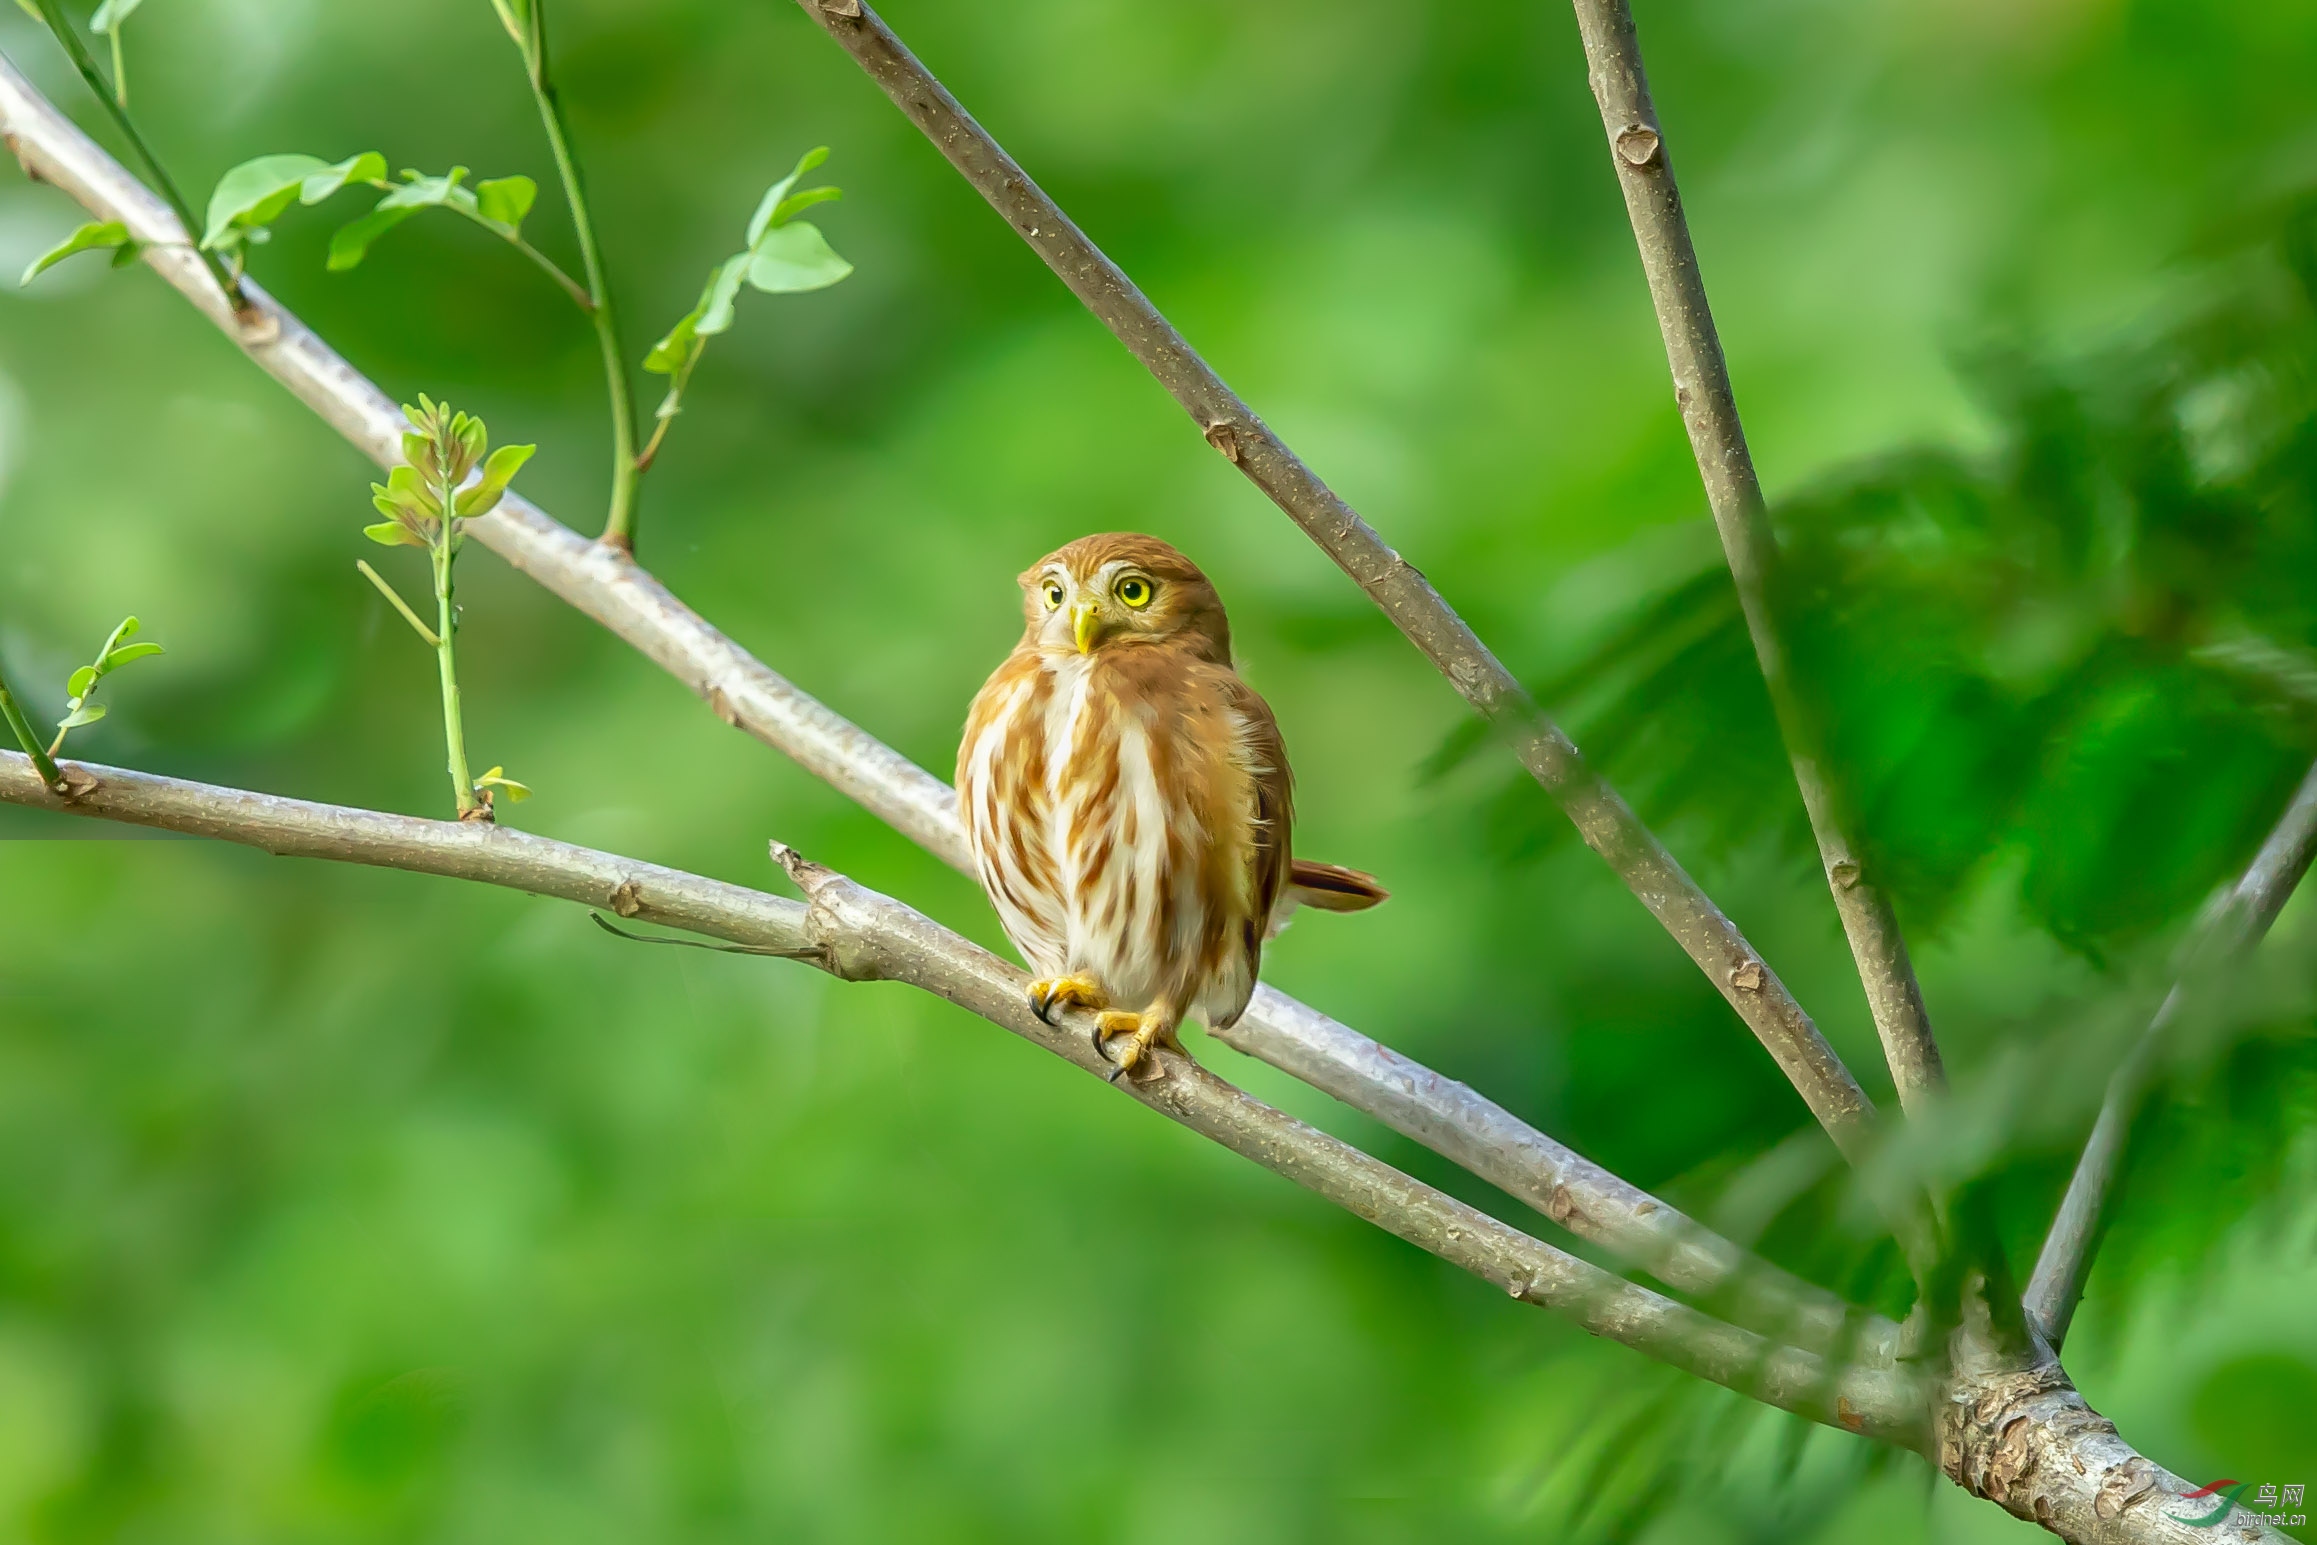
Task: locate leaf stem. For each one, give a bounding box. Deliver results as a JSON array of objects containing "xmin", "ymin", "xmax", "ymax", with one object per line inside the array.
[
  {"xmin": 356, "ymin": 559, "xmax": 441, "ymax": 646},
  {"xmin": 0, "ymin": 664, "xmax": 64, "ymax": 791},
  {"xmin": 26, "ymin": 0, "xmax": 242, "ymax": 305},
  {"xmin": 105, "ymin": 24, "xmax": 125, "ymax": 108},
  {"xmin": 430, "ymin": 194, "xmax": 595, "ymax": 311},
  {"xmin": 634, "ymin": 338, "xmax": 705, "ymax": 474},
  {"xmin": 430, "ymin": 471, "xmax": 480, "ymax": 819},
  {"xmin": 510, "ymin": 0, "xmax": 640, "ymax": 550}
]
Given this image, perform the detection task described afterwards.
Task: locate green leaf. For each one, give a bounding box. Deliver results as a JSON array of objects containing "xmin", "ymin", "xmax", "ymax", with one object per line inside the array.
[
  {"xmin": 21, "ymin": 221, "xmax": 132, "ymax": 286},
  {"xmin": 203, "ymin": 154, "xmax": 332, "ymax": 248},
  {"xmin": 769, "ymin": 185, "xmax": 841, "ymax": 228},
  {"xmin": 299, "ymin": 151, "xmax": 388, "ymax": 206},
  {"xmin": 475, "ymin": 175, "xmax": 537, "ymax": 229},
  {"xmin": 363, "ymin": 520, "xmax": 422, "ymax": 548},
  {"xmin": 89, "ymin": 0, "xmax": 146, "ymax": 33},
  {"xmin": 104, "ymin": 642, "xmax": 164, "ymax": 670},
  {"xmin": 13, "ymin": 0, "xmax": 42, "ymax": 22},
  {"xmin": 55, "ymin": 703, "xmax": 107, "ymax": 731},
  {"xmin": 746, "ymin": 146, "xmax": 830, "ymax": 248},
  {"xmin": 99, "ymin": 616, "xmax": 140, "ymax": 655},
  {"xmin": 327, "ymin": 170, "xmax": 474, "ymax": 271},
  {"xmin": 746, "ymin": 222, "xmax": 853, "ymax": 294},
  {"xmin": 475, "ymin": 767, "xmax": 533, "ymax": 803},
  {"xmin": 66, "ymin": 666, "xmax": 99, "ymax": 701},
  {"xmin": 456, "ymin": 442, "xmax": 535, "ymax": 518},
  {"xmin": 644, "ymin": 254, "xmax": 749, "ymax": 374},
  {"xmin": 108, "ymin": 241, "xmax": 145, "ymax": 269},
  {"xmin": 328, "ymin": 205, "xmax": 421, "ymax": 271}
]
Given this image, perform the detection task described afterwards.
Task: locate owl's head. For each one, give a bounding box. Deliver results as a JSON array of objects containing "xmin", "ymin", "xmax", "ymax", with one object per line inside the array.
[{"xmin": 1017, "ymin": 533, "xmax": 1232, "ymax": 663}]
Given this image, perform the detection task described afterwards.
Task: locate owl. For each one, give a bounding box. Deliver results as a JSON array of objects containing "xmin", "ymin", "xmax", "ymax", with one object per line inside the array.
[{"xmin": 958, "ymin": 533, "xmax": 1387, "ymax": 1079}]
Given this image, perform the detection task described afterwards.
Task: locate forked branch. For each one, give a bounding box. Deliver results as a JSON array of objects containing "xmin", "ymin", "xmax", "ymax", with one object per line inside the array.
[
  {"xmin": 1561, "ymin": 0, "xmax": 1943, "ymax": 1115},
  {"xmin": 0, "ymin": 49, "xmax": 1883, "ymax": 1361},
  {"xmin": 0, "ymin": 747, "xmax": 1925, "ymax": 1444},
  {"xmin": 784, "ymin": 0, "xmax": 1881, "ymax": 1159}
]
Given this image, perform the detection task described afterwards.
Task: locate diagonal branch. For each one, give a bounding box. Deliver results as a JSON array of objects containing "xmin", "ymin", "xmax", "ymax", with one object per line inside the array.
[
  {"xmin": 783, "ymin": 0, "xmax": 1881, "ymax": 1158},
  {"xmin": 1561, "ymin": 0, "xmax": 1943, "ymax": 1115},
  {"xmin": 0, "ymin": 747, "xmax": 1926, "ymax": 1444},
  {"xmin": 0, "ymin": 49, "xmax": 1890, "ymax": 1359},
  {"xmin": 2024, "ymin": 756, "xmax": 2317, "ymax": 1348}
]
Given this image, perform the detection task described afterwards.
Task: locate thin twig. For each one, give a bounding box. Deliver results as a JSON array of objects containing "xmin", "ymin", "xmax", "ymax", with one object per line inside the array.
[
  {"xmin": 502, "ymin": 1, "xmax": 641, "ymax": 549},
  {"xmin": 0, "ymin": 746, "xmax": 1926, "ymax": 1444},
  {"xmin": 1561, "ymin": 0, "xmax": 1944, "ymax": 1114},
  {"xmin": 356, "ymin": 559, "xmax": 440, "ymax": 646},
  {"xmin": 2024, "ymin": 756, "xmax": 2317, "ymax": 1348},
  {"xmin": 19, "ymin": 3, "xmax": 242, "ymax": 306},
  {"xmin": 784, "ymin": 0, "xmax": 1880, "ymax": 1159},
  {"xmin": 0, "ymin": 48, "xmax": 1891, "ymax": 1358}
]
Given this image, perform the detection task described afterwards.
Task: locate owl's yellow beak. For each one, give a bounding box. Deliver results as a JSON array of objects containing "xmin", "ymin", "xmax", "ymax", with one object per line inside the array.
[{"xmin": 1071, "ymin": 601, "xmax": 1101, "ymax": 654}]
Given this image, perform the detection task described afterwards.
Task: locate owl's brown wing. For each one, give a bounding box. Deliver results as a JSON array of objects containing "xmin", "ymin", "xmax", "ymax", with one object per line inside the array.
[{"xmin": 1219, "ymin": 672, "xmax": 1294, "ymax": 936}]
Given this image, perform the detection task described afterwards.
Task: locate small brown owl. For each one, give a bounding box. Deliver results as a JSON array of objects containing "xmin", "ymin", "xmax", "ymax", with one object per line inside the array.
[{"xmin": 959, "ymin": 533, "xmax": 1386, "ymax": 1079}]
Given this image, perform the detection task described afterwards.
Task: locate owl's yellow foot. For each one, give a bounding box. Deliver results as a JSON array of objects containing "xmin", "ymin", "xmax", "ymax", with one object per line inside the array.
[
  {"xmin": 1028, "ymin": 974, "xmax": 1106, "ymax": 1026},
  {"xmin": 1091, "ymin": 1009, "xmax": 1182, "ymax": 1084}
]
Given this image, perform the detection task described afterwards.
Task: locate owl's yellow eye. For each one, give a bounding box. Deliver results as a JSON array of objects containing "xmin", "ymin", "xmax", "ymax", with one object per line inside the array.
[
  {"xmin": 1115, "ymin": 576, "xmax": 1153, "ymax": 608},
  {"xmin": 1042, "ymin": 581, "xmax": 1065, "ymax": 610}
]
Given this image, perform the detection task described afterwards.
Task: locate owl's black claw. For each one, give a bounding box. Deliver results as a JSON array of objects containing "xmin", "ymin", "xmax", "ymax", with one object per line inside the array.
[
  {"xmin": 1030, "ymin": 987, "xmax": 1056, "ymax": 1026},
  {"xmin": 1106, "ymin": 1062, "xmax": 1128, "ymax": 1085},
  {"xmin": 1090, "ymin": 1021, "xmax": 1117, "ymax": 1064}
]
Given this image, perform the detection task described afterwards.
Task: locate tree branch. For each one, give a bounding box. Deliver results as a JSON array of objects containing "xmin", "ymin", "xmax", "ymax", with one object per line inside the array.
[
  {"xmin": 781, "ymin": 0, "xmax": 1881, "ymax": 1158},
  {"xmin": 0, "ymin": 747, "xmax": 1925, "ymax": 1444},
  {"xmin": 0, "ymin": 48, "xmax": 1886, "ymax": 1360},
  {"xmin": 2024, "ymin": 756, "xmax": 2317, "ymax": 1348},
  {"xmin": 1561, "ymin": 0, "xmax": 1943, "ymax": 1115}
]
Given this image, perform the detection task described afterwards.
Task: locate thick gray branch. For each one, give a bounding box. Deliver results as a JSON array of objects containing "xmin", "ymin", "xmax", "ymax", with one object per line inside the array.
[
  {"xmin": 2025, "ymin": 757, "xmax": 2317, "ymax": 1348},
  {"xmin": 781, "ymin": 0, "xmax": 1879, "ymax": 1157},
  {"xmin": 1563, "ymin": 0, "xmax": 1943, "ymax": 1114},
  {"xmin": 1941, "ymin": 1324, "xmax": 2292, "ymax": 1545},
  {"xmin": 0, "ymin": 49, "xmax": 1887, "ymax": 1360},
  {"xmin": 0, "ymin": 748, "xmax": 1924, "ymax": 1444}
]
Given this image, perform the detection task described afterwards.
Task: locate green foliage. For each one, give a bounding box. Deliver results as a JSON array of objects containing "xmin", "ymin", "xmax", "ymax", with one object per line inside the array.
[
  {"xmin": 1451, "ymin": 199, "xmax": 2317, "ymax": 960},
  {"xmin": 45, "ymin": 615, "xmax": 164, "ymax": 756},
  {"xmin": 643, "ymin": 146, "xmax": 852, "ymax": 437},
  {"xmin": 18, "ymin": 219, "xmax": 139, "ymax": 285},
  {"xmin": 201, "ymin": 151, "xmax": 387, "ymax": 251}
]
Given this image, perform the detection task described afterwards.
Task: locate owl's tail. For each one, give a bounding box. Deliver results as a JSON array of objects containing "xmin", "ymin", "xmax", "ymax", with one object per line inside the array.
[{"xmin": 1283, "ymin": 860, "xmax": 1389, "ymax": 915}]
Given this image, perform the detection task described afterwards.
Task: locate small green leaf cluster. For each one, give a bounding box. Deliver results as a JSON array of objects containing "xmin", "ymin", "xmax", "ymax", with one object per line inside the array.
[
  {"xmin": 358, "ymin": 398, "xmax": 536, "ymax": 821},
  {"xmin": 49, "ymin": 616, "xmax": 163, "ymax": 755},
  {"xmin": 364, "ymin": 397, "xmax": 535, "ymax": 553},
  {"xmin": 643, "ymin": 147, "xmax": 853, "ymax": 432},
  {"xmin": 199, "ymin": 151, "xmax": 539, "ymax": 274}
]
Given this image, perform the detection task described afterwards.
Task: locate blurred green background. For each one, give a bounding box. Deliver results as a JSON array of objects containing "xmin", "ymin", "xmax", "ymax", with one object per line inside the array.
[{"xmin": 3, "ymin": 0, "xmax": 2315, "ymax": 1539}]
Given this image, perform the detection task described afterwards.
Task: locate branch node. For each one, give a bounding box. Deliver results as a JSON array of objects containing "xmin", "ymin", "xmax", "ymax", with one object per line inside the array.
[
  {"xmin": 770, "ymin": 840, "xmax": 840, "ymax": 898},
  {"xmin": 707, "ymin": 684, "xmax": 741, "ymax": 727},
  {"xmin": 57, "ymin": 764, "xmax": 101, "ymax": 802},
  {"xmin": 1614, "ymin": 123, "xmax": 1662, "ymax": 167},
  {"xmin": 1830, "ymin": 859, "xmax": 1862, "ymax": 890},
  {"xmin": 1729, "ymin": 960, "xmax": 1764, "ymax": 992},
  {"xmin": 820, "ymin": 0, "xmax": 862, "ymax": 15},
  {"xmin": 235, "ymin": 306, "xmax": 281, "ymax": 347},
  {"xmin": 1203, "ymin": 420, "xmax": 1242, "ymax": 464},
  {"xmin": 610, "ymin": 878, "xmax": 645, "ymax": 917}
]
